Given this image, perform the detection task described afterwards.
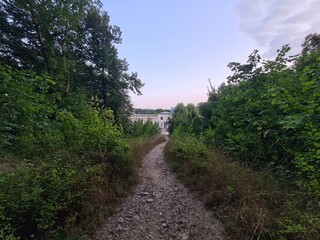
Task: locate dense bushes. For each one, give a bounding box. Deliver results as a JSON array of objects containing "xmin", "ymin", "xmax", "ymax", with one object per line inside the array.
[
  {"xmin": 166, "ymin": 132, "xmax": 320, "ymax": 239},
  {"xmin": 0, "ymin": 159, "xmax": 106, "ymax": 239},
  {"xmin": 0, "ymin": 133, "xmax": 165, "ymax": 240},
  {"xmin": 0, "ymin": 1, "xmax": 151, "ymax": 238},
  {"xmin": 165, "ymin": 135, "xmax": 278, "ymax": 239},
  {"xmin": 0, "ymin": 63, "xmax": 151, "ymax": 239},
  {"xmin": 168, "ymin": 37, "xmax": 320, "ymax": 239},
  {"xmin": 0, "ymin": 64, "xmax": 56, "ymax": 152},
  {"xmin": 208, "ymin": 46, "xmax": 320, "ymax": 198},
  {"xmin": 0, "ymin": 105, "xmax": 131, "ymax": 239},
  {"xmin": 127, "ymin": 119, "xmax": 160, "ymax": 137}
]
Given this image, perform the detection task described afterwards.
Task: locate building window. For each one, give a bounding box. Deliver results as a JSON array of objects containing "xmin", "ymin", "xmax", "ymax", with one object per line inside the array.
[{"xmin": 160, "ymin": 117, "xmax": 163, "ymax": 120}]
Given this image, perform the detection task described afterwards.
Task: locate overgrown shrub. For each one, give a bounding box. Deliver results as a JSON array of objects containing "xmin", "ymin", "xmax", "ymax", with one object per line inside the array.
[
  {"xmin": 127, "ymin": 119, "xmax": 160, "ymax": 137},
  {"xmin": 0, "ymin": 63, "xmax": 56, "ymax": 152},
  {"xmin": 0, "ymin": 157, "xmax": 108, "ymax": 239},
  {"xmin": 165, "ymin": 133, "xmax": 320, "ymax": 239},
  {"xmin": 0, "ymin": 63, "xmax": 136, "ymax": 239},
  {"xmin": 169, "ymin": 128, "xmax": 208, "ymax": 184},
  {"xmin": 208, "ymin": 48, "xmax": 320, "ymax": 199}
]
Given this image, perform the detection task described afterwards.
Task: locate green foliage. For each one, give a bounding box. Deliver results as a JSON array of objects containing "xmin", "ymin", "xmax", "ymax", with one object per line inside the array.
[
  {"xmin": 0, "ymin": 105, "xmax": 131, "ymax": 239},
  {"xmin": 0, "ymin": 64, "xmax": 134, "ymax": 239},
  {"xmin": 134, "ymin": 108, "xmax": 170, "ymax": 114},
  {"xmin": 0, "ymin": 0, "xmax": 143, "ymax": 123},
  {"xmin": 168, "ymin": 37, "xmax": 320, "ymax": 239},
  {"xmin": 169, "ymin": 103, "xmax": 199, "ymax": 134},
  {"xmin": 166, "ymin": 131, "xmax": 320, "ymax": 240},
  {"xmin": 0, "ymin": 1, "xmax": 146, "ymax": 238},
  {"xmin": 165, "ymin": 133, "xmax": 280, "ymax": 239},
  {"xmin": 127, "ymin": 119, "xmax": 160, "ymax": 138},
  {"xmin": 203, "ymin": 45, "xmax": 320, "ymax": 199},
  {"xmin": 170, "ymin": 128, "xmax": 208, "ymax": 176},
  {"xmin": 0, "ymin": 63, "xmax": 56, "ymax": 151},
  {"xmin": 0, "ymin": 159, "xmax": 105, "ymax": 239},
  {"xmin": 56, "ymin": 108, "xmax": 130, "ymax": 167},
  {"xmin": 211, "ymin": 45, "xmax": 319, "ymax": 238},
  {"xmin": 276, "ymin": 199, "xmax": 320, "ymax": 239}
]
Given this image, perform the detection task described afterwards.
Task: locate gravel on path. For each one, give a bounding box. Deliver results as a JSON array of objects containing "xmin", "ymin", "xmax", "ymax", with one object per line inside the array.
[{"xmin": 93, "ymin": 139, "xmax": 224, "ymax": 240}]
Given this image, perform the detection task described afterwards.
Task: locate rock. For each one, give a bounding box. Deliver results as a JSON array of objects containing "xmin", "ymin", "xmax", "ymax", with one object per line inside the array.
[
  {"xmin": 146, "ymin": 198, "xmax": 154, "ymax": 203},
  {"xmin": 161, "ymin": 223, "xmax": 168, "ymax": 228},
  {"xmin": 116, "ymin": 225, "xmax": 122, "ymax": 231},
  {"xmin": 118, "ymin": 217, "xmax": 124, "ymax": 223},
  {"xmin": 178, "ymin": 233, "xmax": 189, "ymax": 240},
  {"xmin": 133, "ymin": 215, "xmax": 140, "ymax": 221}
]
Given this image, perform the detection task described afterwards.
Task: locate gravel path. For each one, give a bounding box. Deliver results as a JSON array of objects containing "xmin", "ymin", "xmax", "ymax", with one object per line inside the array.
[{"xmin": 93, "ymin": 140, "xmax": 224, "ymax": 240}]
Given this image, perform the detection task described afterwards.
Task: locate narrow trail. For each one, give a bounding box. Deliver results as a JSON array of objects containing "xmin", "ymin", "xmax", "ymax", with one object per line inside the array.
[{"xmin": 93, "ymin": 140, "xmax": 224, "ymax": 240}]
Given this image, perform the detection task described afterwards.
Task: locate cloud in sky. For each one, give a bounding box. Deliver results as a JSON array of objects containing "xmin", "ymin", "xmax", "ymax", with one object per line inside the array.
[{"xmin": 236, "ymin": 0, "xmax": 320, "ymax": 57}]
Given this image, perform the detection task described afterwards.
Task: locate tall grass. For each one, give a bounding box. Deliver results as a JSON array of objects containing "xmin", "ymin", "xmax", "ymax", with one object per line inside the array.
[
  {"xmin": 164, "ymin": 135, "xmax": 320, "ymax": 239},
  {"xmin": 76, "ymin": 134, "xmax": 167, "ymax": 237}
]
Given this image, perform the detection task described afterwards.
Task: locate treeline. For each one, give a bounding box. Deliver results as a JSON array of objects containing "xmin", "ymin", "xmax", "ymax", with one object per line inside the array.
[
  {"xmin": 167, "ymin": 34, "xmax": 320, "ymax": 239},
  {"xmin": 0, "ymin": 1, "xmax": 161, "ymax": 239},
  {"xmin": 0, "ymin": 0, "xmax": 143, "ymax": 125},
  {"xmin": 134, "ymin": 108, "xmax": 171, "ymax": 114}
]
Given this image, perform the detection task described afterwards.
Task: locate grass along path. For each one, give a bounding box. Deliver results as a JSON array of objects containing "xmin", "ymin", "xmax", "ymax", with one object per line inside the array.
[{"xmin": 93, "ymin": 139, "xmax": 224, "ymax": 240}]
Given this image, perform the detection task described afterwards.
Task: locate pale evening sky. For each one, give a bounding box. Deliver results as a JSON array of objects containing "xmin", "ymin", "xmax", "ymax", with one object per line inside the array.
[{"xmin": 101, "ymin": 0, "xmax": 320, "ymax": 109}]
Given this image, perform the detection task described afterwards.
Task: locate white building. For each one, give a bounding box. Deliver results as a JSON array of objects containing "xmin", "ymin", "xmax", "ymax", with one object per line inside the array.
[
  {"xmin": 157, "ymin": 111, "xmax": 171, "ymax": 130},
  {"xmin": 130, "ymin": 111, "xmax": 172, "ymax": 131}
]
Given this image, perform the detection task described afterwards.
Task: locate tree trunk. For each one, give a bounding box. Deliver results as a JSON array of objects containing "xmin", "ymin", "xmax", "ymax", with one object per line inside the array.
[{"xmin": 26, "ymin": 0, "xmax": 50, "ymax": 72}]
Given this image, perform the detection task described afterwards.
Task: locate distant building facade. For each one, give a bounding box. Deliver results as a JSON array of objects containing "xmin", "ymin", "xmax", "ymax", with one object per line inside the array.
[{"xmin": 130, "ymin": 111, "xmax": 172, "ymax": 131}]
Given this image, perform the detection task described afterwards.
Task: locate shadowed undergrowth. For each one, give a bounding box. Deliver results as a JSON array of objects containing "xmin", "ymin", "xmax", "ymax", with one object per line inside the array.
[
  {"xmin": 0, "ymin": 134, "xmax": 166, "ymax": 240},
  {"xmin": 164, "ymin": 136, "xmax": 320, "ymax": 240}
]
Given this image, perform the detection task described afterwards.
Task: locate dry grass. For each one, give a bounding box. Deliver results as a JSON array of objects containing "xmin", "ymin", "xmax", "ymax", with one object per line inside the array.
[
  {"xmin": 129, "ymin": 134, "xmax": 167, "ymax": 173},
  {"xmin": 79, "ymin": 134, "xmax": 167, "ymax": 236},
  {"xmin": 165, "ymin": 139, "xmax": 284, "ymax": 239}
]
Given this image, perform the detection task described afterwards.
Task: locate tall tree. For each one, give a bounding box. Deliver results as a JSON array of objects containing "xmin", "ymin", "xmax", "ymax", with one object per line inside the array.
[
  {"xmin": 0, "ymin": 0, "xmax": 143, "ymax": 122},
  {"xmin": 301, "ymin": 33, "xmax": 320, "ymax": 55}
]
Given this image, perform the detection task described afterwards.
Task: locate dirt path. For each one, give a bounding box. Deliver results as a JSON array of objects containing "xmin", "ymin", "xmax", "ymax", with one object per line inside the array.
[{"xmin": 93, "ymin": 140, "xmax": 224, "ymax": 240}]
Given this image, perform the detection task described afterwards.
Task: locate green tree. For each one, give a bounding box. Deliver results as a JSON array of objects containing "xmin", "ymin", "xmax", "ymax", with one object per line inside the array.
[
  {"xmin": 301, "ymin": 33, "xmax": 320, "ymax": 56},
  {"xmin": 0, "ymin": 0, "xmax": 143, "ymax": 123}
]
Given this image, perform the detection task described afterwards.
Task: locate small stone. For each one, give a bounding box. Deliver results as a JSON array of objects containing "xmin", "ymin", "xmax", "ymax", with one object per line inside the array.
[
  {"xmin": 118, "ymin": 217, "xmax": 124, "ymax": 223},
  {"xmin": 141, "ymin": 192, "xmax": 149, "ymax": 195},
  {"xmin": 133, "ymin": 215, "xmax": 140, "ymax": 221},
  {"xmin": 179, "ymin": 233, "xmax": 189, "ymax": 240},
  {"xmin": 116, "ymin": 225, "xmax": 123, "ymax": 231},
  {"xmin": 161, "ymin": 223, "xmax": 168, "ymax": 228},
  {"xmin": 147, "ymin": 198, "xmax": 154, "ymax": 203}
]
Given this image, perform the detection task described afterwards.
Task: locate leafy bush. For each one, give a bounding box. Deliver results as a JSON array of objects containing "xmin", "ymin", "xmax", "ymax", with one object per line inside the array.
[
  {"xmin": 0, "ymin": 63, "xmax": 56, "ymax": 152},
  {"xmin": 209, "ymin": 49, "xmax": 320, "ymax": 199},
  {"xmin": 165, "ymin": 133, "xmax": 320, "ymax": 240},
  {"xmin": 0, "ymin": 63, "xmax": 135, "ymax": 239},
  {"xmin": 169, "ymin": 128, "xmax": 208, "ymax": 180},
  {"xmin": 127, "ymin": 119, "xmax": 160, "ymax": 137},
  {"xmin": 0, "ymin": 158, "xmax": 106, "ymax": 239}
]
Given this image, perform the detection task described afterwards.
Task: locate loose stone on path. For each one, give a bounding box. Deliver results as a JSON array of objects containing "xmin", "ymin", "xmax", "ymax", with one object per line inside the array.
[{"xmin": 93, "ymin": 140, "xmax": 224, "ymax": 240}]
